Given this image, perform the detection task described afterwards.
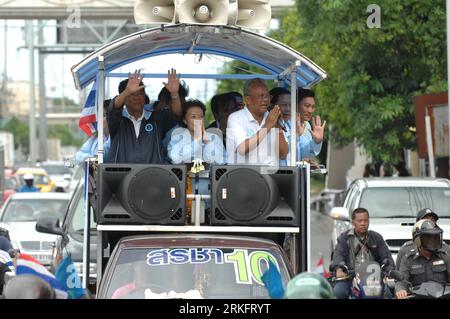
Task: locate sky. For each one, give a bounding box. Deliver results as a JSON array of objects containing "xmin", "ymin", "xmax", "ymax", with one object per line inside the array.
[
  {"xmin": 0, "ymin": 19, "xmax": 279, "ymax": 107},
  {"xmin": 0, "ymin": 20, "xmax": 225, "ymax": 105}
]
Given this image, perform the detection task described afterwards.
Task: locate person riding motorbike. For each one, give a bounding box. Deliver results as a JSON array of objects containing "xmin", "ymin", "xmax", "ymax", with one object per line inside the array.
[
  {"xmin": 395, "ymin": 219, "xmax": 450, "ymax": 299},
  {"xmin": 330, "ymin": 207, "xmax": 394, "ymax": 299},
  {"xmin": 396, "ymin": 208, "xmax": 449, "ymax": 270}
]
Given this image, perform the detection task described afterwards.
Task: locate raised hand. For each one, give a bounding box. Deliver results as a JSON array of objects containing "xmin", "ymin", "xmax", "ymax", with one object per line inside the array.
[
  {"xmin": 265, "ymin": 105, "xmax": 281, "ymax": 130},
  {"xmin": 309, "ymin": 115, "xmax": 326, "ymax": 143},
  {"xmin": 296, "ymin": 113, "xmax": 306, "ymax": 136},
  {"xmin": 162, "ymin": 68, "xmax": 180, "ymax": 95},
  {"xmin": 126, "ymin": 69, "xmax": 145, "ymax": 95}
]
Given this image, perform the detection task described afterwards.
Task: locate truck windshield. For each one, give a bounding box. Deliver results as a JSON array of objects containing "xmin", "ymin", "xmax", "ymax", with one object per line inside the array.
[
  {"xmin": 359, "ymin": 187, "xmax": 450, "ymax": 218},
  {"xmin": 105, "ymin": 247, "xmax": 290, "ymax": 299}
]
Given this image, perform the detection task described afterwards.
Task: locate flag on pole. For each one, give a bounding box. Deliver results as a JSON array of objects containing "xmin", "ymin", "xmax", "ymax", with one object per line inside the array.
[
  {"xmin": 79, "ymin": 81, "xmax": 97, "ymax": 137},
  {"xmin": 261, "ymin": 259, "xmax": 285, "ymax": 299},
  {"xmin": 314, "ymin": 255, "xmax": 331, "ymax": 278},
  {"xmin": 55, "ymin": 255, "xmax": 86, "ymax": 299},
  {"xmin": 15, "ymin": 253, "xmax": 68, "ymax": 299}
]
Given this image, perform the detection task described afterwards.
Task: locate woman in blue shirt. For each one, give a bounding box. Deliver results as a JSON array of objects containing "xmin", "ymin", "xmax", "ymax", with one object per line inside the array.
[{"xmin": 168, "ymin": 100, "xmax": 226, "ymax": 209}]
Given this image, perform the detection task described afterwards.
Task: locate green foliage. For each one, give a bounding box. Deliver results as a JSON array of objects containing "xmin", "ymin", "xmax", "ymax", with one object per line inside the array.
[
  {"xmin": 1, "ymin": 117, "xmax": 29, "ymax": 153},
  {"xmin": 48, "ymin": 124, "xmax": 83, "ymax": 147},
  {"xmin": 267, "ymin": 0, "xmax": 447, "ymax": 165}
]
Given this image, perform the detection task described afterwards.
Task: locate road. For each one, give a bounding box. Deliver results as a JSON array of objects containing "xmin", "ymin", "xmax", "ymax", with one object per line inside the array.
[{"xmin": 309, "ymin": 208, "xmax": 334, "ymax": 271}]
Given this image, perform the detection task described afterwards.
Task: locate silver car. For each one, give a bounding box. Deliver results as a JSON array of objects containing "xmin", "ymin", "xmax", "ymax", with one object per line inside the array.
[
  {"xmin": 0, "ymin": 192, "xmax": 69, "ymax": 266},
  {"xmin": 329, "ymin": 177, "xmax": 450, "ymax": 262}
]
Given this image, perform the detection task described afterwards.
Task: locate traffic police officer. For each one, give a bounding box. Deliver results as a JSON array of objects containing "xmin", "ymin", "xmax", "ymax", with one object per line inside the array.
[
  {"xmin": 395, "ymin": 208, "xmax": 449, "ymax": 270},
  {"xmin": 395, "ymin": 219, "xmax": 450, "ymax": 299}
]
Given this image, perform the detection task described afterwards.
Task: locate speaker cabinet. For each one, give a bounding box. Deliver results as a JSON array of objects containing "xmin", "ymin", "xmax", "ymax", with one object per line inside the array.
[
  {"xmin": 97, "ymin": 164, "xmax": 186, "ymax": 225},
  {"xmin": 134, "ymin": 0, "xmax": 176, "ymax": 24},
  {"xmin": 211, "ymin": 165, "xmax": 300, "ymax": 226}
]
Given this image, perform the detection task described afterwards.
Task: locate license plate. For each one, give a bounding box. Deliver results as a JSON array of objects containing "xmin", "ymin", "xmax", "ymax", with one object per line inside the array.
[{"xmin": 33, "ymin": 254, "xmax": 52, "ymax": 264}]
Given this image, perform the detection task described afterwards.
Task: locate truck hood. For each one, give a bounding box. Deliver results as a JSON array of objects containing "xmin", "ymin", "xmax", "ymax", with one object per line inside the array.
[{"xmin": 0, "ymin": 222, "xmax": 57, "ymax": 242}]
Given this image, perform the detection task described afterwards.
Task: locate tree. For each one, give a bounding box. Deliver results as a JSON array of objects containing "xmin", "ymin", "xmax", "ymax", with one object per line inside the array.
[
  {"xmin": 263, "ymin": 1, "xmax": 447, "ymax": 165},
  {"xmin": 1, "ymin": 117, "xmax": 29, "ymax": 153}
]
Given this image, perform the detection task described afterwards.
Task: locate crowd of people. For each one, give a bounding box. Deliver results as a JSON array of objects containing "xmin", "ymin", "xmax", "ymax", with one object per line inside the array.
[{"xmin": 75, "ymin": 69, "xmax": 326, "ymax": 169}]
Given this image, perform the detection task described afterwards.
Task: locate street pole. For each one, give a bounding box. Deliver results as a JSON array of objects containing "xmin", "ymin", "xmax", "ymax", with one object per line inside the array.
[
  {"xmin": 38, "ymin": 22, "xmax": 47, "ymax": 161},
  {"xmin": 447, "ymin": 0, "xmax": 450, "ymax": 177},
  {"xmin": 27, "ymin": 20, "xmax": 36, "ymax": 165}
]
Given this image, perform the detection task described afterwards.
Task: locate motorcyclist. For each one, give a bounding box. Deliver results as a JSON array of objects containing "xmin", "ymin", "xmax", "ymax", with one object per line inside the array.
[
  {"xmin": 395, "ymin": 219, "xmax": 450, "ymax": 299},
  {"xmin": 18, "ymin": 173, "xmax": 39, "ymax": 193},
  {"xmin": 396, "ymin": 208, "xmax": 448, "ymax": 270},
  {"xmin": 330, "ymin": 207, "xmax": 394, "ymax": 299},
  {"xmin": 284, "ymin": 272, "xmax": 335, "ymax": 299}
]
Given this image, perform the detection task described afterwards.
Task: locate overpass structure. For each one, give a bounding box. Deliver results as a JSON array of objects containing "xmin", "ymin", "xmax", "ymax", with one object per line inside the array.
[{"xmin": 0, "ymin": 0, "xmax": 295, "ymax": 19}]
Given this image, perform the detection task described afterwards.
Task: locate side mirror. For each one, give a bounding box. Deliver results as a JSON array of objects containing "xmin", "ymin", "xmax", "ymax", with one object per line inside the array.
[
  {"xmin": 329, "ymin": 207, "xmax": 351, "ymax": 222},
  {"xmin": 35, "ymin": 217, "xmax": 64, "ymax": 236}
]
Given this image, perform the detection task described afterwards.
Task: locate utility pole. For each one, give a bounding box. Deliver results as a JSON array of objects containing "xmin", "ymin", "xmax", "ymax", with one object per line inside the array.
[
  {"xmin": 38, "ymin": 21, "xmax": 47, "ymax": 161},
  {"xmin": 27, "ymin": 20, "xmax": 36, "ymax": 165}
]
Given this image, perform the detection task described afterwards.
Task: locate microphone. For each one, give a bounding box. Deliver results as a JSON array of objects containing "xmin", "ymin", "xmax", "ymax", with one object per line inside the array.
[{"xmin": 267, "ymin": 104, "xmax": 288, "ymax": 132}]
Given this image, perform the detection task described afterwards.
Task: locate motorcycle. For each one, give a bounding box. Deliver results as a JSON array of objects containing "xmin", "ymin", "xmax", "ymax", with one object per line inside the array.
[
  {"xmin": 330, "ymin": 259, "xmax": 391, "ymax": 299},
  {"xmin": 389, "ymin": 270, "xmax": 450, "ymax": 299}
]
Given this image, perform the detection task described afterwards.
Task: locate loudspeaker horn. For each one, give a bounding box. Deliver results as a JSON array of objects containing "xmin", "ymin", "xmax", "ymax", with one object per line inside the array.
[
  {"xmin": 232, "ymin": 0, "xmax": 272, "ymax": 31},
  {"xmin": 134, "ymin": 0, "xmax": 177, "ymax": 24},
  {"xmin": 177, "ymin": 0, "xmax": 229, "ymax": 25}
]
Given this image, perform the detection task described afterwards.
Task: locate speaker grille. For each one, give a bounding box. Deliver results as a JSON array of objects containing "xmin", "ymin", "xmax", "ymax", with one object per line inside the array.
[
  {"xmin": 215, "ymin": 168, "xmax": 227, "ymax": 181},
  {"xmin": 171, "ymin": 168, "xmax": 184, "ymax": 181},
  {"xmin": 105, "ymin": 167, "xmax": 131, "ymax": 172},
  {"xmin": 127, "ymin": 167, "xmax": 181, "ymax": 221},
  {"xmin": 214, "ymin": 208, "xmax": 227, "ymax": 221},
  {"xmin": 170, "ymin": 208, "xmax": 183, "ymax": 221},
  {"xmin": 216, "ymin": 168, "xmax": 273, "ymax": 222}
]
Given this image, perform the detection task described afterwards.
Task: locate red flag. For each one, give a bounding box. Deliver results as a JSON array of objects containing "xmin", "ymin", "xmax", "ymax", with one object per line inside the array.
[{"xmin": 314, "ymin": 255, "xmax": 331, "ymax": 278}]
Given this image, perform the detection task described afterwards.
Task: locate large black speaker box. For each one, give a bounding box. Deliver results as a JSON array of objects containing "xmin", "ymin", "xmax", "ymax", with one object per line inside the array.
[
  {"xmin": 211, "ymin": 166, "xmax": 300, "ymax": 226},
  {"xmin": 97, "ymin": 164, "xmax": 186, "ymax": 225}
]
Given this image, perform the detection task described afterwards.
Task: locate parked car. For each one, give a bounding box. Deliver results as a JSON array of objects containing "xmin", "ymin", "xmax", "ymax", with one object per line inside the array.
[
  {"xmin": 15, "ymin": 167, "xmax": 55, "ymax": 192},
  {"xmin": 35, "ymin": 181, "xmax": 97, "ymax": 288},
  {"xmin": 329, "ymin": 177, "xmax": 450, "ymax": 262},
  {"xmin": 96, "ymin": 234, "xmax": 293, "ymax": 299},
  {"xmin": 0, "ymin": 192, "xmax": 69, "ymax": 266}
]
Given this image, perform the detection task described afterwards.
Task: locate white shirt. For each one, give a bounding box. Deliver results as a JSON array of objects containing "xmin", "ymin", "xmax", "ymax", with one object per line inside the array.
[
  {"xmin": 226, "ymin": 107, "xmax": 280, "ymax": 166},
  {"xmin": 124, "ymin": 106, "xmax": 149, "ymax": 138}
]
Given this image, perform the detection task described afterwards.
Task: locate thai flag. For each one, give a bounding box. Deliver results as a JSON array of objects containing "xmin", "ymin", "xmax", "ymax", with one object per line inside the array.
[
  {"xmin": 314, "ymin": 255, "xmax": 331, "ymax": 278},
  {"xmin": 15, "ymin": 253, "xmax": 68, "ymax": 299},
  {"xmin": 79, "ymin": 81, "xmax": 97, "ymax": 137}
]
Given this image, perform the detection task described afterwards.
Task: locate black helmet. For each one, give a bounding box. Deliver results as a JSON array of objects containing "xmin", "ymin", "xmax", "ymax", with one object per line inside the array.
[
  {"xmin": 416, "ymin": 208, "xmax": 439, "ymax": 222},
  {"xmin": 412, "ymin": 219, "xmax": 443, "ymax": 252},
  {"xmin": 3, "ymin": 274, "xmax": 56, "ymax": 299},
  {"xmin": 284, "ymin": 272, "xmax": 335, "ymax": 299}
]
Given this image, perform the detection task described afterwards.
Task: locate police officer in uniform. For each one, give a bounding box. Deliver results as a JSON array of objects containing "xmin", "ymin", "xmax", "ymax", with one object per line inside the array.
[
  {"xmin": 395, "ymin": 208, "xmax": 448, "ymax": 270},
  {"xmin": 395, "ymin": 219, "xmax": 450, "ymax": 299}
]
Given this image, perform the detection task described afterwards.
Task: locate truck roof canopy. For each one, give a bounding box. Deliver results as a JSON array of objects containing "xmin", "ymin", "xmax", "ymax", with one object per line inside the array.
[{"xmin": 71, "ymin": 24, "xmax": 327, "ymax": 90}]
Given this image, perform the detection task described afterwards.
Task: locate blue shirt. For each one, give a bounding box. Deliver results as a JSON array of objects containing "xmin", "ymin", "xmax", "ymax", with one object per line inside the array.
[
  {"xmin": 0, "ymin": 236, "xmax": 12, "ymax": 252},
  {"xmin": 167, "ymin": 128, "xmax": 226, "ymax": 165},
  {"xmin": 280, "ymin": 120, "xmax": 323, "ymax": 166},
  {"xmin": 75, "ymin": 134, "xmax": 110, "ymax": 164},
  {"xmin": 18, "ymin": 185, "xmax": 39, "ymax": 192}
]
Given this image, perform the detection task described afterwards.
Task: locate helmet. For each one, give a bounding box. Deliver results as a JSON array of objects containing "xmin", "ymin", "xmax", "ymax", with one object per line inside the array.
[
  {"xmin": 23, "ymin": 173, "xmax": 34, "ymax": 180},
  {"xmin": 416, "ymin": 208, "xmax": 439, "ymax": 222},
  {"xmin": 412, "ymin": 219, "xmax": 443, "ymax": 252},
  {"xmin": 3, "ymin": 274, "xmax": 56, "ymax": 299},
  {"xmin": 284, "ymin": 272, "xmax": 335, "ymax": 299}
]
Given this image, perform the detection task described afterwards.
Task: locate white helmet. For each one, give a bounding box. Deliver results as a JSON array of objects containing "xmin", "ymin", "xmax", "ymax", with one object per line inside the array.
[{"xmin": 23, "ymin": 173, "xmax": 34, "ymax": 180}]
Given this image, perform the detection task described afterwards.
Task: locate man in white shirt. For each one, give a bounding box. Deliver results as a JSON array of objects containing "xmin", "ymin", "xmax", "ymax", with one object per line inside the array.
[{"xmin": 226, "ymin": 78, "xmax": 288, "ymax": 166}]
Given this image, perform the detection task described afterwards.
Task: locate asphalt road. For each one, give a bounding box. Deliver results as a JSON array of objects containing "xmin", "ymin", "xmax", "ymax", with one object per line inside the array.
[{"xmin": 309, "ymin": 208, "xmax": 334, "ymax": 271}]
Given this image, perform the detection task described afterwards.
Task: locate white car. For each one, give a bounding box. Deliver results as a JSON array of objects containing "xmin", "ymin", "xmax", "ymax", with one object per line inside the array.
[
  {"xmin": 0, "ymin": 192, "xmax": 69, "ymax": 266},
  {"xmin": 329, "ymin": 177, "xmax": 450, "ymax": 263}
]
